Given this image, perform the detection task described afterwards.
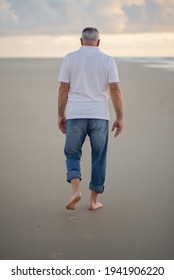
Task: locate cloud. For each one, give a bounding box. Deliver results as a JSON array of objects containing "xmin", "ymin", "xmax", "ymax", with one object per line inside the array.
[
  {"xmin": 1, "ymin": 0, "xmax": 126, "ymax": 35},
  {"xmin": 0, "ymin": 0, "xmax": 174, "ymax": 36},
  {"xmin": 0, "ymin": 0, "xmax": 18, "ymax": 27},
  {"xmin": 123, "ymin": 0, "xmax": 174, "ymax": 32}
]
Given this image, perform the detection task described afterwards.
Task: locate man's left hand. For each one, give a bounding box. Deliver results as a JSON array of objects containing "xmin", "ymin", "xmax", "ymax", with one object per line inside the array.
[{"xmin": 58, "ymin": 116, "xmax": 66, "ymax": 134}]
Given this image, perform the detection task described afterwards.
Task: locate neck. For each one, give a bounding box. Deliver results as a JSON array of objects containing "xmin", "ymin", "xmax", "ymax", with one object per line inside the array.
[{"xmin": 80, "ymin": 38, "xmax": 100, "ymax": 47}]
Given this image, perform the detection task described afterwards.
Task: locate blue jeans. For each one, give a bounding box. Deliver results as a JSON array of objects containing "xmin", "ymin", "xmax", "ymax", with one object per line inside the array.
[{"xmin": 64, "ymin": 119, "xmax": 109, "ymax": 193}]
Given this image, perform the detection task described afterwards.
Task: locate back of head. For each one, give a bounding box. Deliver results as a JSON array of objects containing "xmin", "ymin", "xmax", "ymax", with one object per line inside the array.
[{"xmin": 81, "ymin": 27, "xmax": 99, "ymax": 42}]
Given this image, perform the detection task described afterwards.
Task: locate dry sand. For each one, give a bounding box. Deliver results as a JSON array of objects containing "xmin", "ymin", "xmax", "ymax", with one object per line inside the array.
[{"xmin": 0, "ymin": 58, "xmax": 174, "ymax": 260}]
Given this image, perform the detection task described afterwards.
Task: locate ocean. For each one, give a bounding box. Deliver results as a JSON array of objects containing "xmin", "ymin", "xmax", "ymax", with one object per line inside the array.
[
  {"xmin": 1, "ymin": 57, "xmax": 174, "ymax": 74},
  {"xmin": 116, "ymin": 57, "xmax": 174, "ymax": 72}
]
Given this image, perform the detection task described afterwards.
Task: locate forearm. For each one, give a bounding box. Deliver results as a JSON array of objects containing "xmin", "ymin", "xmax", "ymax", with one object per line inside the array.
[
  {"xmin": 58, "ymin": 82, "xmax": 69, "ymax": 117},
  {"xmin": 109, "ymin": 82, "xmax": 123, "ymax": 137},
  {"xmin": 111, "ymin": 91, "xmax": 123, "ymax": 120},
  {"xmin": 110, "ymin": 83, "xmax": 123, "ymax": 120},
  {"xmin": 58, "ymin": 93, "xmax": 67, "ymax": 117}
]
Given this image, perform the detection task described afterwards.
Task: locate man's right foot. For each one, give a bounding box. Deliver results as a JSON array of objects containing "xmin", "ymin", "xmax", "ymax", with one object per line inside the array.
[{"xmin": 89, "ymin": 201, "xmax": 103, "ymax": 211}]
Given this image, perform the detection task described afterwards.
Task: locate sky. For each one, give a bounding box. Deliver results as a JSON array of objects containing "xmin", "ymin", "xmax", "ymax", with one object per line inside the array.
[{"xmin": 0, "ymin": 0, "xmax": 174, "ymax": 57}]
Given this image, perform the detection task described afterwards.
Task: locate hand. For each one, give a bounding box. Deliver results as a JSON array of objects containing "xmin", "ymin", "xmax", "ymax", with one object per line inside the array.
[
  {"xmin": 111, "ymin": 119, "xmax": 123, "ymax": 138},
  {"xmin": 58, "ymin": 116, "xmax": 66, "ymax": 134}
]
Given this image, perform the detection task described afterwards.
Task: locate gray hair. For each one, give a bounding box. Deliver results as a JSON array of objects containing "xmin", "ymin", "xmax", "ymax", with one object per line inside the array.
[{"xmin": 81, "ymin": 27, "xmax": 99, "ymax": 41}]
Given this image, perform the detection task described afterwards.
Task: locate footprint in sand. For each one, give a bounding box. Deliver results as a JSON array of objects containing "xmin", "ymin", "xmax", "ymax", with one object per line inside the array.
[
  {"xmin": 68, "ymin": 215, "xmax": 79, "ymax": 223},
  {"xmin": 78, "ymin": 233, "xmax": 93, "ymax": 244},
  {"xmin": 83, "ymin": 233, "xmax": 93, "ymax": 240},
  {"xmin": 49, "ymin": 252, "xmax": 63, "ymax": 259}
]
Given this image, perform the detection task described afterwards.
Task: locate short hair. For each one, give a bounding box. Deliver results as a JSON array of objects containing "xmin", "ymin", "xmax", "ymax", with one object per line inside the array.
[{"xmin": 81, "ymin": 27, "xmax": 99, "ymax": 41}]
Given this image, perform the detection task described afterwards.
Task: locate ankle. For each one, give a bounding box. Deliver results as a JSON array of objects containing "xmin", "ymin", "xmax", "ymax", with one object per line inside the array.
[
  {"xmin": 73, "ymin": 190, "xmax": 82, "ymax": 196},
  {"xmin": 90, "ymin": 190, "xmax": 98, "ymax": 202},
  {"xmin": 71, "ymin": 178, "xmax": 81, "ymax": 192}
]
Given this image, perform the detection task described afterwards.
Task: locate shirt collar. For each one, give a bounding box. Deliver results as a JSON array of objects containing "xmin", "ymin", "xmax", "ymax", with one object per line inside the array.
[{"xmin": 80, "ymin": 46, "xmax": 100, "ymax": 51}]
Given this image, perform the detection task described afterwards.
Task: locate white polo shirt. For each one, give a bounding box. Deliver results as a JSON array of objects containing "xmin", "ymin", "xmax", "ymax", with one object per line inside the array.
[{"xmin": 59, "ymin": 46, "xmax": 119, "ymax": 120}]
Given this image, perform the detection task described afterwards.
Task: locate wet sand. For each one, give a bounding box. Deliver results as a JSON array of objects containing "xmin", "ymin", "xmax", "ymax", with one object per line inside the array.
[{"xmin": 0, "ymin": 58, "xmax": 174, "ymax": 260}]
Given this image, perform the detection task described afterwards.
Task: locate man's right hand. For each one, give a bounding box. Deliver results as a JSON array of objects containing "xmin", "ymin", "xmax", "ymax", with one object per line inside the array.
[{"xmin": 111, "ymin": 119, "xmax": 123, "ymax": 138}]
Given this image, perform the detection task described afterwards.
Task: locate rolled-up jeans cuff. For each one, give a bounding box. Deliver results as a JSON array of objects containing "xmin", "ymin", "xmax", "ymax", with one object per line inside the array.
[
  {"xmin": 89, "ymin": 183, "xmax": 105, "ymax": 194},
  {"xmin": 67, "ymin": 171, "xmax": 82, "ymax": 183}
]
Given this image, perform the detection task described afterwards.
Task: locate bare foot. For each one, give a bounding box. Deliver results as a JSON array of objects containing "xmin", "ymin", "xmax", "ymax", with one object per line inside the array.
[
  {"xmin": 65, "ymin": 191, "xmax": 82, "ymax": 210},
  {"xmin": 89, "ymin": 201, "xmax": 103, "ymax": 211}
]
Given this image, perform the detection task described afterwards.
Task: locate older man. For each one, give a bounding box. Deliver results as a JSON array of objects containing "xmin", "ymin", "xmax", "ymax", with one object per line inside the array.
[{"xmin": 58, "ymin": 27, "xmax": 123, "ymax": 210}]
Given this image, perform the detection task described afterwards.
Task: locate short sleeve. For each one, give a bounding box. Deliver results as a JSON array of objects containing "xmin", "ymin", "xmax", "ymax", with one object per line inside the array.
[
  {"xmin": 108, "ymin": 58, "xmax": 119, "ymax": 83},
  {"xmin": 58, "ymin": 56, "xmax": 70, "ymax": 83}
]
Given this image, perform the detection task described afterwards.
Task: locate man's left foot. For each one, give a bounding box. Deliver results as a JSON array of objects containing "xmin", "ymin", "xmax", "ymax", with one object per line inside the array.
[{"xmin": 65, "ymin": 191, "xmax": 82, "ymax": 210}]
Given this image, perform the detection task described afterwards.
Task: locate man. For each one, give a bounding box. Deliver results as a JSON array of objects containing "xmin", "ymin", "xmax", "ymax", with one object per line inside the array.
[{"xmin": 58, "ymin": 27, "xmax": 123, "ymax": 211}]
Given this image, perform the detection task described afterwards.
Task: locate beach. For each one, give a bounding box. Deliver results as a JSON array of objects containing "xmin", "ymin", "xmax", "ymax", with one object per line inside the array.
[{"xmin": 0, "ymin": 58, "xmax": 174, "ymax": 260}]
